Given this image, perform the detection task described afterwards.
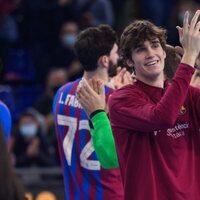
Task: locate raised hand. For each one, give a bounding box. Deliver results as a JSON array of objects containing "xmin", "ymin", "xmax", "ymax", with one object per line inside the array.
[
  {"xmin": 109, "ymin": 67, "xmax": 134, "ymax": 89},
  {"xmin": 77, "ymin": 78, "xmax": 106, "ymax": 116},
  {"xmin": 177, "ymin": 10, "xmax": 200, "ymax": 67}
]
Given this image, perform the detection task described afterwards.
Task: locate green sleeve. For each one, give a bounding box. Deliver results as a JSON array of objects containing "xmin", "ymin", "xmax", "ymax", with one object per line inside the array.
[{"xmin": 90, "ymin": 111, "xmax": 119, "ymax": 169}]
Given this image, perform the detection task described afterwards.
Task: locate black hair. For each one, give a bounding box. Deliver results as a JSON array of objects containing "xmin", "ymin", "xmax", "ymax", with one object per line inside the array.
[{"xmin": 74, "ymin": 25, "xmax": 117, "ymax": 71}]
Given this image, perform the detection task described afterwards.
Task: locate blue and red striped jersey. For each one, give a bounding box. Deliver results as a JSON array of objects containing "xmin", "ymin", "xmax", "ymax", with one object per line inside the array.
[
  {"xmin": 53, "ymin": 79, "xmax": 123, "ymax": 200},
  {"xmin": 0, "ymin": 100, "xmax": 11, "ymax": 142}
]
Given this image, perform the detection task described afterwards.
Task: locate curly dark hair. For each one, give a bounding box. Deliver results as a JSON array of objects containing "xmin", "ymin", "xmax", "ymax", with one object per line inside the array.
[
  {"xmin": 74, "ymin": 25, "xmax": 117, "ymax": 71},
  {"xmin": 119, "ymin": 20, "xmax": 167, "ymax": 66}
]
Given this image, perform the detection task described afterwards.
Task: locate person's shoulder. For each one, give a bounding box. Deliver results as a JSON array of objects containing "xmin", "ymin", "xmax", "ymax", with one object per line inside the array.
[
  {"xmin": 62, "ymin": 79, "xmax": 80, "ymax": 89},
  {"xmin": 0, "ymin": 101, "xmax": 11, "ymax": 141},
  {"xmin": 0, "ymin": 101, "xmax": 11, "ymax": 122},
  {"xmin": 52, "ymin": 79, "xmax": 82, "ymax": 110},
  {"xmin": 0, "ymin": 100, "xmax": 10, "ymax": 114},
  {"xmin": 0, "ymin": 100, "xmax": 7, "ymax": 107},
  {"xmin": 108, "ymin": 83, "xmax": 144, "ymax": 109},
  {"xmin": 111, "ymin": 83, "xmax": 140, "ymax": 98},
  {"xmin": 57, "ymin": 79, "xmax": 81, "ymax": 94}
]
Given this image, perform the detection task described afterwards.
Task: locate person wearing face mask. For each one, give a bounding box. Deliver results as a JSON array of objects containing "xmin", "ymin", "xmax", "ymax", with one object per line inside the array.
[
  {"xmin": 62, "ymin": 31, "xmax": 76, "ymax": 49},
  {"xmin": 12, "ymin": 111, "xmax": 55, "ymax": 167},
  {"xmin": 46, "ymin": 21, "xmax": 83, "ymax": 81},
  {"xmin": 60, "ymin": 21, "xmax": 78, "ymax": 48},
  {"xmin": 59, "ymin": 21, "xmax": 84, "ymax": 81}
]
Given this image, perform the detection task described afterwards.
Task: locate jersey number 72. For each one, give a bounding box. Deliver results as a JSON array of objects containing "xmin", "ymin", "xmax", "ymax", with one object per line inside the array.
[{"xmin": 57, "ymin": 114, "xmax": 100, "ymax": 170}]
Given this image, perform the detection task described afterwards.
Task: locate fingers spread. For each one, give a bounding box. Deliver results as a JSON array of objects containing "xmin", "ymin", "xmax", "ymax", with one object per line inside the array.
[
  {"xmin": 176, "ymin": 26, "xmax": 183, "ymax": 40},
  {"xmin": 194, "ymin": 21, "xmax": 200, "ymax": 35},
  {"xmin": 183, "ymin": 11, "xmax": 189, "ymax": 34},
  {"xmin": 190, "ymin": 10, "xmax": 200, "ymax": 32}
]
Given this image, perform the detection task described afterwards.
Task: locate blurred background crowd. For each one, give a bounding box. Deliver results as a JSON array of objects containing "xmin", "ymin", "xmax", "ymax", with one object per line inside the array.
[{"xmin": 0, "ymin": 0, "xmax": 200, "ymax": 199}]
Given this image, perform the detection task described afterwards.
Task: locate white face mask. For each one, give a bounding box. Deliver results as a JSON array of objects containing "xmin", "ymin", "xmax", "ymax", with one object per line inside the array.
[
  {"xmin": 20, "ymin": 123, "xmax": 37, "ymax": 138},
  {"xmin": 62, "ymin": 34, "xmax": 76, "ymax": 47}
]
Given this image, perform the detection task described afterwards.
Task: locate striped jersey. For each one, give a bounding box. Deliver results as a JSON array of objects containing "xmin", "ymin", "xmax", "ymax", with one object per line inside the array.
[
  {"xmin": 53, "ymin": 79, "xmax": 123, "ymax": 200},
  {"xmin": 0, "ymin": 100, "xmax": 11, "ymax": 142}
]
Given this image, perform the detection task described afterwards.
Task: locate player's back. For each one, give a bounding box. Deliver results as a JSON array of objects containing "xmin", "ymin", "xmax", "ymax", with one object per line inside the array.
[{"xmin": 53, "ymin": 79, "xmax": 123, "ymax": 200}]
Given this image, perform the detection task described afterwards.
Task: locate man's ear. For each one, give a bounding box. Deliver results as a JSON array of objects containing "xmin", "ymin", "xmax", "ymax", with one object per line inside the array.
[
  {"xmin": 126, "ymin": 59, "xmax": 134, "ymax": 68},
  {"xmin": 98, "ymin": 55, "xmax": 109, "ymax": 68}
]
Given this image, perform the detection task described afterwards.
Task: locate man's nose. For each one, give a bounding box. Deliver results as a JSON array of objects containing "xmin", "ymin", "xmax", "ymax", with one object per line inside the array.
[{"xmin": 145, "ymin": 47, "xmax": 154, "ymax": 58}]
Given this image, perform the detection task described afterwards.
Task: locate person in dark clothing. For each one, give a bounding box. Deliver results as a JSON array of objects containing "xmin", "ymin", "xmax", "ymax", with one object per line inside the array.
[
  {"xmin": 12, "ymin": 111, "xmax": 55, "ymax": 167},
  {"xmin": 0, "ymin": 125, "xmax": 26, "ymax": 200},
  {"xmin": 109, "ymin": 11, "xmax": 200, "ymax": 200}
]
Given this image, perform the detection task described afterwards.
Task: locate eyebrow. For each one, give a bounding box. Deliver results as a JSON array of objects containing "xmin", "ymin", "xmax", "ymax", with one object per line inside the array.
[
  {"xmin": 134, "ymin": 39, "xmax": 160, "ymax": 49},
  {"xmin": 151, "ymin": 39, "xmax": 160, "ymax": 43},
  {"xmin": 134, "ymin": 43, "xmax": 144, "ymax": 49},
  {"xmin": 134, "ymin": 38, "xmax": 160, "ymax": 49}
]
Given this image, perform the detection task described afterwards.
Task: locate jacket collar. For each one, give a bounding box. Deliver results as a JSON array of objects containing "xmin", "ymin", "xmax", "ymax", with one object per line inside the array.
[{"xmin": 135, "ymin": 79, "xmax": 169, "ymax": 101}]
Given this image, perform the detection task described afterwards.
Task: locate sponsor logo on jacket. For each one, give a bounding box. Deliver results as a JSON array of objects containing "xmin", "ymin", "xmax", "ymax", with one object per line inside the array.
[{"xmin": 154, "ymin": 122, "xmax": 189, "ymax": 139}]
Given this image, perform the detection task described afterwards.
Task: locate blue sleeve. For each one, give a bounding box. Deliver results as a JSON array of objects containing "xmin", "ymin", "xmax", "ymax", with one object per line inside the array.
[
  {"xmin": 52, "ymin": 87, "xmax": 62, "ymax": 115},
  {"xmin": 0, "ymin": 101, "xmax": 12, "ymax": 142}
]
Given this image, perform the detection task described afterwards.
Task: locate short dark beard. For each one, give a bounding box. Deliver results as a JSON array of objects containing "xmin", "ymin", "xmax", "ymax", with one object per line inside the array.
[{"xmin": 108, "ymin": 59, "xmax": 118, "ymax": 77}]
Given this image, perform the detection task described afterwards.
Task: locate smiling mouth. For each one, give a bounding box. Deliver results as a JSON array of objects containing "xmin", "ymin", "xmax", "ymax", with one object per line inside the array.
[{"xmin": 145, "ymin": 60, "xmax": 159, "ymax": 66}]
